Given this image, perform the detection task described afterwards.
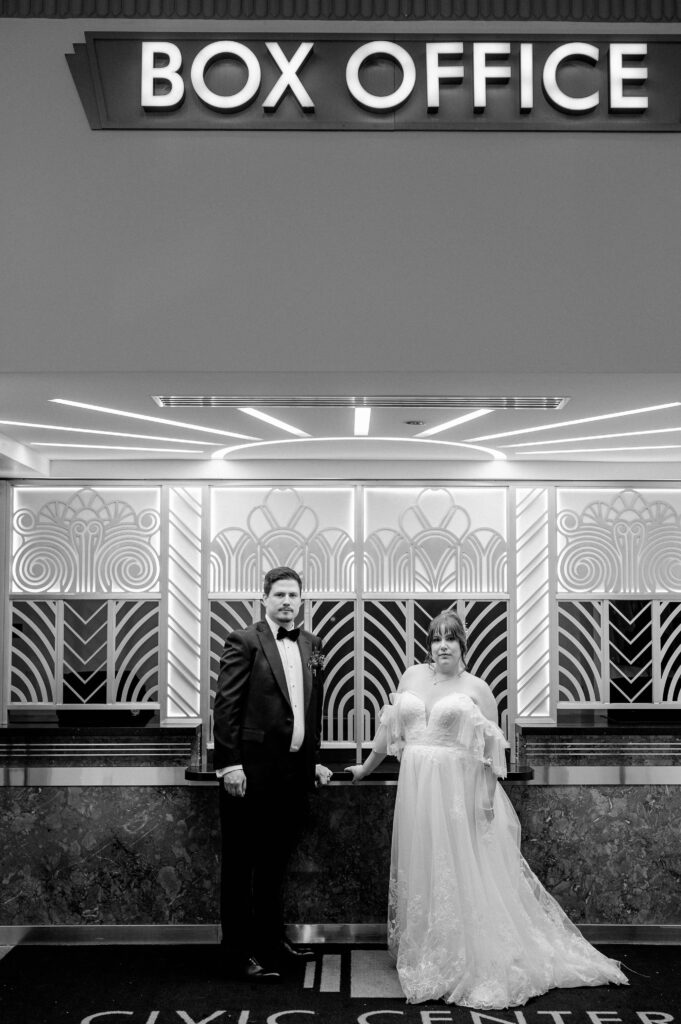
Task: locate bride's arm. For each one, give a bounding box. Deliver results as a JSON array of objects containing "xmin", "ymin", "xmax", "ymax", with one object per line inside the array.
[
  {"xmin": 473, "ymin": 678, "xmax": 506, "ymax": 811},
  {"xmin": 345, "ymin": 671, "xmax": 412, "ymax": 783},
  {"xmin": 344, "ymin": 733, "xmax": 388, "ymax": 783}
]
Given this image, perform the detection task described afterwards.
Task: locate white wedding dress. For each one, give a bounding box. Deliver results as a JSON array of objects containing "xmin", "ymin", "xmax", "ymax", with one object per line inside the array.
[{"xmin": 380, "ymin": 690, "xmax": 628, "ymax": 1009}]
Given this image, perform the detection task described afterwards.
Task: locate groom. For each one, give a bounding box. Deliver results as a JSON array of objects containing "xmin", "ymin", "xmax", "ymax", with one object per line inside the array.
[{"xmin": 214, "ymin": 565, "xmax": 331, "ymax": 981}]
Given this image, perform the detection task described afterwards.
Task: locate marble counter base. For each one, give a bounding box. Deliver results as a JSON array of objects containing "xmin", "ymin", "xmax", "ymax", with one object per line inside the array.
[{"xmin": 1, "ymin": 783, "xmax": 680, "ymax": 927}]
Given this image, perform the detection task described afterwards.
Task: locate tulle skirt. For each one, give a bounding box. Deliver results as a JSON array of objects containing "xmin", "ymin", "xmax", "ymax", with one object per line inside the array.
[{"xmin": 388, "ymin": 743, "xmax": 628, "ymax": 1009}]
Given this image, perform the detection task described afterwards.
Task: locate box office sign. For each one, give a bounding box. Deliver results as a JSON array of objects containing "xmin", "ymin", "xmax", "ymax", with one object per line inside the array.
[{"xmin": 67, "ymin": 32, "xmax": 681, "ymax": 131}]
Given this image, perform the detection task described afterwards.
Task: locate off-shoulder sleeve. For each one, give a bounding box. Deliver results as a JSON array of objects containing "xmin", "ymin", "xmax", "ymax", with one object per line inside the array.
[
  {"xmin": 464, "ymin": 700, "xmax": 509, "ymax": 779},
  {"xmin": 372, "ymin": 693, "xmax": 406, "ymax": 760}
]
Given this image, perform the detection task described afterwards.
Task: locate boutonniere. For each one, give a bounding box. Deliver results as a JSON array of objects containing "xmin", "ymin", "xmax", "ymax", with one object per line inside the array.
[{"xmin": 307, "ymin": 650, "xmax": 325, "ymax": 674}]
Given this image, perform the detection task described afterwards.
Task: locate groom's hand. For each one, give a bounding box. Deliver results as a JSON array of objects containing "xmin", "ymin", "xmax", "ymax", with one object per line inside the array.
[
  {"xmin": 315, "ymin": 764, "xmax": 333, "ymax": 787},
  {"xmin": 223, "ymin": 768, "xmax": 247, "ymax": 797}
]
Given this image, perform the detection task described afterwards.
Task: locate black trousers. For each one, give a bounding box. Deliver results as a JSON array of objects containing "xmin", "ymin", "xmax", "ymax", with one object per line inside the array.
[{"xmin": 218, "ymin": 749, "xmax": 309, "ymax": 962}]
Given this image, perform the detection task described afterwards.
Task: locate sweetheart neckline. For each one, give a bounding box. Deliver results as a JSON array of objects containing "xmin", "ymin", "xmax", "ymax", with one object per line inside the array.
[{"xmin": 400, "ymin": 689, "xmax": 476, "ymax": 728}]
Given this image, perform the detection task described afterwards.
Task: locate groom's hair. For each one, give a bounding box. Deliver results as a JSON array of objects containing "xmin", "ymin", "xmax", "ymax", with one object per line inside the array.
[{"xmin": 263, "ymin": 566, "xmax": 303, "ymax": 596}]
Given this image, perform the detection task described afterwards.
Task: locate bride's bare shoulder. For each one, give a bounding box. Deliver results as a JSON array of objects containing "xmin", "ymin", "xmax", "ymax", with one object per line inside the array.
[{"xmin": 397, "ymin": 663, "xmax": 430, "ymax": 691}]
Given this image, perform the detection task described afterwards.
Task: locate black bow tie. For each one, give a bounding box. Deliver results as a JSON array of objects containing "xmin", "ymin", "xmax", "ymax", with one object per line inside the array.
[{"xmin": 277, "ymin": 626, "xmax": 300, "ymax": 642}]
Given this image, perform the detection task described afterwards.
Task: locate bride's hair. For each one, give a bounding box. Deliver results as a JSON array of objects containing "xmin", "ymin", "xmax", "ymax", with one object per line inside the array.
[{"xmin": 425, "ymin": 610, "xmax": 468, "ymax": 667}]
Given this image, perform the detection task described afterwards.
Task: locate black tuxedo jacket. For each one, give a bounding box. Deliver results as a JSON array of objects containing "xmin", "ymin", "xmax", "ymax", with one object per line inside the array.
[{"xmin": 213, "ymin": 619, "xmax": 324, "ymax": 791}]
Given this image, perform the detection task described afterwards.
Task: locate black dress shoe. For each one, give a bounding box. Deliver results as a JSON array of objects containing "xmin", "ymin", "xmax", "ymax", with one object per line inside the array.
[
  {"xmin": 279, "ymin": 939, "xmax": 315, "ymax": 961},
  {"xmin": 231, "ymin": 956, "xmax": 281, "ymax": 982}
]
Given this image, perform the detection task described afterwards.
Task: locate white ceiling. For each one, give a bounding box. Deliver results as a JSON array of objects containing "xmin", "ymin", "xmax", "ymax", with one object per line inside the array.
[
  {"xmin": 2, "ymin": 21, "xmax": 681, "ymax": 482},
  {"xmin": 2, "ymin": 370, "xmax": 681, "ymax": 479}
]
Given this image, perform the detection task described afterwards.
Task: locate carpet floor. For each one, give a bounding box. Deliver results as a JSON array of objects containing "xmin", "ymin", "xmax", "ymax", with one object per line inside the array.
[{"xmin": 0, "ymin": 944, "xmax": 679, "ymax": 1024}]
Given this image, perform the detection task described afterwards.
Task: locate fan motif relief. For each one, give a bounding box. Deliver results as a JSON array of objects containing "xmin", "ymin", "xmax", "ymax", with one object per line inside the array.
[
  {"xmin": 557, "ymin": 488, "xmax": 681, "ymax": 593},
  {"xmin": 12, "ymin": 488, "xmax": 161, "ymax": 594},
  {"xmin": 210, "ymin": 488, "xmax": 354, "ymax": 594},
  {"xmin": 364, "ymin": 488, "xmax": 507, "ymax": 593}
]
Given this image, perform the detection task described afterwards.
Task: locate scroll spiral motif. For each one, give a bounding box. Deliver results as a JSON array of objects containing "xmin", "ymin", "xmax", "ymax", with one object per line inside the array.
[
  {"xmin": 12, "ymin": 488, "xmax": 161, "ymax": 594},
  {"xmin": 557, "ymin": 489, "xmax": 681, "ymax": 593}
]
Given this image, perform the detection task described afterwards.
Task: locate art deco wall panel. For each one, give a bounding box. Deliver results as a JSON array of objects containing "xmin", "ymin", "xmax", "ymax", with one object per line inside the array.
[
  {"xmin": 12, "ymin": 487, "xmax": 161, "ymax": 595},
  {"xmin": 167, "ymin": 486, "xmax": 202, "ymax": 718},
  {"xmin": 7, "ymin": 482, "xmax": 681, "ymax": 735},
  {"xmin": 515, "ymin": 487, "xmax": 551, "ymax": 718}
]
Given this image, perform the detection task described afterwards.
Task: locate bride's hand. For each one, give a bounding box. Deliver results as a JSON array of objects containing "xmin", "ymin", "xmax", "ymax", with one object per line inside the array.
[{"xmin": 344, "ymin": 764, "xmax": 366, "ymax": 784}]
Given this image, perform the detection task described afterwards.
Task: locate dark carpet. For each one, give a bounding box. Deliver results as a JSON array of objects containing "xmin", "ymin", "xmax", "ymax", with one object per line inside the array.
[{"xmin": 0, "ymin": 944, "xmax": 679, "ymax": 1024}]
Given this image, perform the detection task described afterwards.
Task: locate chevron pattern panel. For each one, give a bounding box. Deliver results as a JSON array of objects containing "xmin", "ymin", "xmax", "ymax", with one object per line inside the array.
[
  {"xmin": 660, "ymin": 602, "xmax": 681, "ymax": 703},
  {"xmin": 113, "ymin": 601, "xmax": 159, "ymax": 703},
  {"xmin": 515, "ymin": 487, "xmax": 550, "ymax": 718},
  {"xmin": 9, "ymin": 601, "xmax": 57, "ymax": 704},
  {"xmin": 609, "ymin": 600, "xmax": 653, "ymax": 703},
  {"xmin": 462, "ymin": 600, "xmax": 509, "ymax": 736},
  {"xmin": 309, "ymin": 600, "xmax": 356, "ymax": 744},
  {"xmin": 557, "ymin": 601, "xmax": 602, "ymax": 704},
  {"xmin": 167, "ymin": 486, "xmax": 202, "ymax": 718},
  {"xmin": 62, "ymin": 600, "xmax": 108, "ymax": 704},
  {"xmin": 208, "ymin": 600, "xmax": 260, "ymax": 714},
  {"xmin": 362, "ymin": 601, "xmax": 407, "ymax": 742}
]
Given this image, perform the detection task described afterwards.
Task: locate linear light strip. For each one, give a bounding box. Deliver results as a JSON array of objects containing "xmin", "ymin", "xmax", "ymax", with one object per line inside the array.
[
  {"xmin": 49, "ymin": 399, "xmax": 259, "ymax": 441},
  {"xmin": 354, "ymin": 408, "xmax": 371, "ymax": 436},
  {"xmin": 415, "ymin": 408, "xmax": 491, "ymax": 437},
  {"xmin": 239, "ymin": 407, "xmax": 310, "ymax": 437},
  {"xmin": 211, "ymin": 436, "xmax": 506, "ymax": 460},
  {"xmin": 469, "ymin": 402, "xmax": 681, "ymax": 442},
  {"xmin": 0, "ymin": 419, "xmax": 220, "ymax": 445},
  {"xmin": 510, "ymin": 426, "xmax": 681, "ymax": 448},
  {"xmin": 521, "ymin": 444, "xmax": 681, "ymax": 455},
  {"xmin": 34, "ymin": 443, "xmax": 204, "ymax": 453}
]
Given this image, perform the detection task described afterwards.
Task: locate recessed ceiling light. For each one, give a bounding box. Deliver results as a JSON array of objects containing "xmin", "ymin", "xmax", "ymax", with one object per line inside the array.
[
  {"xmin": 415, "ymin": 409, "xmax": 492, "ymax": 438},
  {"xmin": 510, "ymin": 425, "xmax": 681, "ymax": 448},
  {"xmin": 239, "ymin": 408, "xmax": 310, "ymax": 437},
  {"xmin": 210, "ymin": 436, "xmax": 506, "ymax": 460},
  {"xmin": 33, "ymin": 443, "xmax": 204, "ymax": 453},
  {"xmin": 354, "ymin": 408, "xmax": 372, "ymax": 436},
  {"xmin": 470, "ymin": 402, "xmax": 681, "ymax": 442},
  {"xmin": 50, "ymin": 399, "xmax": 259, "ymax": 440},
  {"xmin": 0, "ymin": 419, "xmax": 220, "ymax": 445},
  {"xmin": 521, "ymin": 444, "xmax": 681, "ymax": 455}
]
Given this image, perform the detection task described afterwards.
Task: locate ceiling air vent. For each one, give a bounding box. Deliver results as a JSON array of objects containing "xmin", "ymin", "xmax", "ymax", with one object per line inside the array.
[{"xmin": 152, "ymin": 395, "xmax": 569, "ymax": 410}]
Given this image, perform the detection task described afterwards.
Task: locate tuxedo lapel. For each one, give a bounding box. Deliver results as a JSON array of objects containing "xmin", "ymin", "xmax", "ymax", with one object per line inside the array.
[{"xmin": 256, "ymin": 621, "xmax": 291, "ymax": 707}]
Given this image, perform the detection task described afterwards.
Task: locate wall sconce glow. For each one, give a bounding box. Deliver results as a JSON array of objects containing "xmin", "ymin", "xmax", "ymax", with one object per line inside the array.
[
  {"xmin": 0, "ymin": 419, "xmax": 220, "ymax": 445},
  {"xmin": 354, "ymin": 408, "xmax": 371, "ymax": 436},
  {"xmin": 239, "ymin": 407, "xmax": 310, "ymax": 437},
  {"xmin": 509, "ymin": 425, "xmax": 681, "ymax": 448},
  {"xmin": 415, "ymin": 408, "xmax": 492, "ymax": 437},
  {"xmin": 34, "ymin": 443, "xmax": 205, "ymax": 452},
  {"xmin": 211, "ymin": 436, "xmax": 506, "ymax": 460},
  {"xmin": 50, "ymin": 399, "xmax": 259, "ymax": 440},
  {"xmin": 469, "ymin": 402, "xmax": 681, "ymax": 442}
]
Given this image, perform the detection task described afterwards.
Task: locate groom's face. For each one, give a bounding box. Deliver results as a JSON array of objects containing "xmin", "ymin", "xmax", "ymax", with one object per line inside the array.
[{"xmin": 263, "ymin": 578, "xmax": 302, "ymax": 626}]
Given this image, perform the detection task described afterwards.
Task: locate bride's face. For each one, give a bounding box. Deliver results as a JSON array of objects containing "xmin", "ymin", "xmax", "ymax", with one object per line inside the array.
[{"xmin": 431, "ymin": 631, "xmax": 463, "ymax": 671}]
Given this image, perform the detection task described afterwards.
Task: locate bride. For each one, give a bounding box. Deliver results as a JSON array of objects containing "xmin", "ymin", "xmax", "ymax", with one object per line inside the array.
[{"xmin": 346, "ymin": 610, "xmax": 627, "ymax": 1009}]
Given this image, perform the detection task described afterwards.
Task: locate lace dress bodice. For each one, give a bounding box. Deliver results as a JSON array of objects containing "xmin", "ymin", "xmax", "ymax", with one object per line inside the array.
[{"xmin": 381, "ymin": 690, "xmax": 509, "ymax": 778}]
